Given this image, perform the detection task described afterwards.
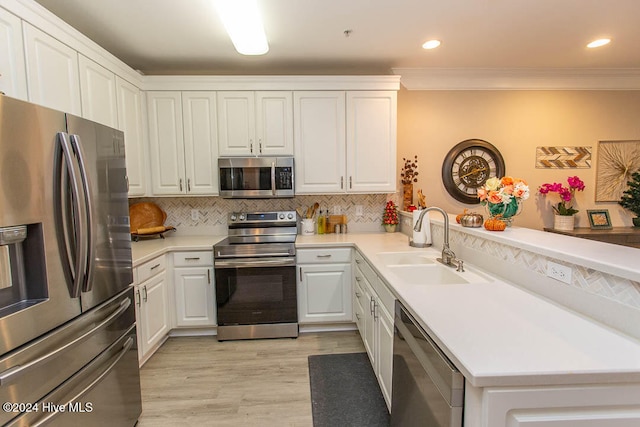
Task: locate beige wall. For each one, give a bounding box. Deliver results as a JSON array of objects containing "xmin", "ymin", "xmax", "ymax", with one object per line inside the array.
[{"xmin": 397, "ymin": 88, "xmax": 640, "ymax": 229}]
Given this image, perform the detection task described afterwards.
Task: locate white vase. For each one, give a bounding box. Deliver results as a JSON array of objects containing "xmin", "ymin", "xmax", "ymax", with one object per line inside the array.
[{"xmin": 554, "ymin": 214, "xmax": 575, "ymax": 231}]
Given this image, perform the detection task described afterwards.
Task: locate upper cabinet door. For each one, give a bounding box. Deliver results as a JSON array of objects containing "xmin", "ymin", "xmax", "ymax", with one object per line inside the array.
[
  {"xmin": 0, "ymin": 8, "xmax": 27, "ymax": 100},
  {"xmin": 79, "ymin": 55, "xmax": 118, "ymax": 128},
  {"xmin": 23, "ymin": 23, "xmax": 81, "ymax": 115},
  {"xmin": 147, "ymin": 91, "xmax": 186, "ymax": 195},
  {"xmin": 255, "ymin": 91, "xmax": 293, "ymax": 156},
  {"xmin": 217, "ymin": 91, "xmax": 255, "ymax": 156},
  {"xmin": 293, "ymin": 91, "xmax": 346, "ymax": 194},
  {"xmin": 346, "ymin": 91, "xmax": 397, "ymax": 193},
  {"xmin": 182, "ymin": 92, "xmax": 218, "ymax": 195},
  {"xmin": 116, "ymin": 77, "xmax": 147, "ymax": 197}
]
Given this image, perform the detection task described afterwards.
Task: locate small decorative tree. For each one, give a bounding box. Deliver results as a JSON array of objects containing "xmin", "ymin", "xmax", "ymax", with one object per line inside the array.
[
  {"xmin": 619, "ymin": 171, "xmax": 640, "ymax": 227},
  {"xmin": 382, "ymin": 200, "xmax": 399, "ymax": 231}
]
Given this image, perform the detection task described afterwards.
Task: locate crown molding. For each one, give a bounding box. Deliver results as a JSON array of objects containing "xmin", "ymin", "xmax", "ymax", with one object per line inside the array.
[
  {"xmin": 392, "ymin": 68, "xmax": 640, "ymax": 90},
  {"xmin": 142, "ymin": 75, "xmax": 401, "ymax": 91}
]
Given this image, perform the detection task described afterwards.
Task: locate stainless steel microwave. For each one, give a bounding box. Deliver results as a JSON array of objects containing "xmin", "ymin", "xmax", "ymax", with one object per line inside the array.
[{"xmin": 218, "ymin": 157, "xmax": 295, "ymax": 198}]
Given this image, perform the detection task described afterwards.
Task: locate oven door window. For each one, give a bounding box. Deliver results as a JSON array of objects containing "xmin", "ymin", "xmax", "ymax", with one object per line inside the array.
[
  {"xmin": 215, "ymin": 265, "xmax": 297, "ymax": 325},
  {"xmin": 219, "ymin": 167, "xmax": 272, "ymax": 192}
]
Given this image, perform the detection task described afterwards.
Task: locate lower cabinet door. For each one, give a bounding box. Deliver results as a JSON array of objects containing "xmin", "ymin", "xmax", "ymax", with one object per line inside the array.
[
  {"xmin": 376, "ymin": 302, "xmax": 394, "ymax": 410},
  {"xmin": 298, "ymin": 263, "xmax": 353, "ymax": 323},
  {"xmin": 173, "ymin": 267, "xmax": 216, "ymax": 327},
  {"xmin": 138, "ymin": 271, "xmax": 169, "ymax": 356}
]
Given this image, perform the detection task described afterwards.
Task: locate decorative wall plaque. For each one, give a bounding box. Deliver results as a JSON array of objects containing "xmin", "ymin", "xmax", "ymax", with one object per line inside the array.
[
  {"xmin": 535, "ymin": 146, "xmax": 592, "ymax": 168},
  {"xmin": 595, "ymin": 140, "xmax": 640, "ymax": 202}
]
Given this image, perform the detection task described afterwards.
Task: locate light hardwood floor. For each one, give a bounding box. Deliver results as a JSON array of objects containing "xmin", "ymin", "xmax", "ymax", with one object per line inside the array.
[{"xmin": 137, "ymin": 331, "xmax": 366, "ymax": 427}]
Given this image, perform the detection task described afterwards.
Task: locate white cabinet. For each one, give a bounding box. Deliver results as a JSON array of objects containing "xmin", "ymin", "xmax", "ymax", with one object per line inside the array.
[
  {"xmin": 78, "ymin": 55, "xmax": 118, "ymax": 128},
  {"xmin": 217, "ymin": 91, "xmax": 293, "ymax": 156},
  {"xmin": 172, "ymin": 251, "xmax": 215, "ymax": 327},
  {"xmin": 297, "ymin": 248, "xmax": 353, "ymax": 323},
  {"xmin": 134, "ymin": 255, "xmax": 170, "ymax": 365},
  {"xmin": 0, "ymin": 7, "xmax": 27, "ymax": 100},
  {"xmin": 116, "ymin": 77, "xmax": 147, "ymax": 196},
  {"xmin": 294, "ymin": 91, "xmax": 397, "ymax": 194},
  {"xmin": 346, "ymin": 91, "xmax": 397, "ymax": 193},
  {"xmin": 465, "ymin": 382, "xmax": 640, "ymax": 427},
  {"xmin": 23, "ymin": 23, "xmax": 81, "ymax": 115},
  {"xmin": 293, "ymin": 91, "xmax": 346, "ymax": 193},
  {"xmin": 147, "ymin": 91, "xmax": 218, "ymax": 195},
  {"xmin": 354, "ymin": 250, "xmax": 394, "ymax": 409},
  {"xmin": 182, "ymin": 92, "xmax": 219, "ymax": 194}
]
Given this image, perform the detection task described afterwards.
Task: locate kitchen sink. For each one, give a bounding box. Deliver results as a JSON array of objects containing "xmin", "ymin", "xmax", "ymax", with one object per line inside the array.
[
  {"xmin": 376, "ymin": 251, "xmax": 436, "ymax": 265},
  {"xmin": 386, "ymin": 264, "xmax": 491, "ymax": 285}
]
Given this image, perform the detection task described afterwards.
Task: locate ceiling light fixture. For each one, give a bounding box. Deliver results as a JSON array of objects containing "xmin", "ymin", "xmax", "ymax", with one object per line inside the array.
[
  {"xmin": 587, "ymin": 38, "xmax": 611, "ymax": 48},
  {"xmin": 214, "ymin": 0, "xmax": 269, "ymax": 55},
  {"xmin": 422, "ymin": 39, "xmax": 441, "ymax": 50}
]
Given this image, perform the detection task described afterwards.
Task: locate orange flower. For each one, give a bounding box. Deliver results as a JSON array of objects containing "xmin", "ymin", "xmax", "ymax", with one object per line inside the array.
[
  {"xmin": 502, "ymin": 184, "xmax": 514, "ymax": 195},
  {"xmin": 500, "ymin": 176, "xmax": 514, "ymax": 186},
  {"xmin": 477, "ymin": 187, "xmax": 487, "ymax": 201},
  {"xmin": 487, "ymin": 190, "xmax": 502, "ymax": 204}
]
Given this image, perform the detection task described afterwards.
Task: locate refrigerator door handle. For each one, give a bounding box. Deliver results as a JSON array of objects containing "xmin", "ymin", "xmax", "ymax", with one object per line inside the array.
[
  {"xmin": 27, "ymin": 336, "xmax": 134, "ymax": 427},
  {"xmin": 54, "ymin": 132, "xmax": 86, "ymax": 298},
  {"xmin": 70, "ymin": 134, "xmax": 96, "ymax": 293},
  {"xmin": 0, "ymin": 297, "xmax": 131, "ymax": 387}
]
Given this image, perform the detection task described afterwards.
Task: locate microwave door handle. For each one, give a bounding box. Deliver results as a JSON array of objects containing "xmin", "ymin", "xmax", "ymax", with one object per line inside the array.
[
  {"xmin": 271, "ymin": 161, "xmax": 276, "ymax": 196},
  {"xmin": 70, "ymin": 134, "xmax": 96, "ymax": 293},
  {"xmin": 55, "ymin": 132, "xmax": 84, "ymax": 298}
]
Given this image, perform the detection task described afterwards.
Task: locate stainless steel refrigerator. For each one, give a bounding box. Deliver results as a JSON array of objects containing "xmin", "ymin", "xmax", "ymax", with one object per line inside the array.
[{"xmin": 0, "ymin": 95, "xmax": 141, "ymax": 426}]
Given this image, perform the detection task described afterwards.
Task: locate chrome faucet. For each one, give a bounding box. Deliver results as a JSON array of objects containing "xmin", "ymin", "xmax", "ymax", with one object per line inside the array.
[{"xmin": 413, "ymin": 207, "xmax": 464, "ymax": 271}]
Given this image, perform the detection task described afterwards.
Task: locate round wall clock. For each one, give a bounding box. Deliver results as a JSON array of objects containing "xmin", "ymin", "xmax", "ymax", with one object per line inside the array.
[{"xmin": 442, "ymin": 139, "xmax": 506, "ymax": 204}]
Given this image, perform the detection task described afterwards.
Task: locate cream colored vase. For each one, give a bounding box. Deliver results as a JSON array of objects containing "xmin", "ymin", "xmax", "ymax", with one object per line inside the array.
[{"xmin": 554, "ymin": 214, "xmax": 575, "ymax": 231}]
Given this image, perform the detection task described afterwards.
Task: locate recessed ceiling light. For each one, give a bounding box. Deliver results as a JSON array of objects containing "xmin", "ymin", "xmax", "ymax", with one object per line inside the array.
[
  {"xmin": 422, "ymin": 39, "xmax": 441, "ymax": 50},
  {"xmin": 587, "ymin": 38, "xmax": 611, "ymax": 48},
  {"xmin": 214, "ymin": 0, "xmax": 269, "ymax": 55}
]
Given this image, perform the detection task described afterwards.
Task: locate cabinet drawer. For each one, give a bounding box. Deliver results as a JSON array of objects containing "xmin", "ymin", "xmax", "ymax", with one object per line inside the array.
[
  {"xmin": 354, "ymin": 252, "xmax": 377, "ymax": 285},
  {"xmin": 297, "ymin": 248, "xmax": 351, "ymax": 264},
  {"xmin": 373, "ymin": 276, "xmax": 395, "ymax": 315},
  {"xmin": 137, "ymin": 256, "xmax": 166, "ymax": 283},
  {"xmin": 173, "ymin": 251, "xmax": 213, "ymax": 267}
]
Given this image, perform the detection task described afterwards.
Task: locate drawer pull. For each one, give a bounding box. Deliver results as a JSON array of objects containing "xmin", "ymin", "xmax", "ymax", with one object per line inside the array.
[
  {"xmin": 185, "ymin": 257, "xmax": 201, "ymax": 261},
  {"xmin": 355, "ymin": 291, "xmax": 361, "ymax": 297},
  {"xmin": 355, "ymin": 276, "xmax": 362, "ymax": 282},
  {"xmin": 150, "ymin": 263, "xmax": 161, "ymax": 270},
  {"xmin": 355, "ymin": 259, "xmax": 361, "ymax": 264},
  {"xmin": 316, "ymin": 254, "xmax": 332, "ymax": 258}
]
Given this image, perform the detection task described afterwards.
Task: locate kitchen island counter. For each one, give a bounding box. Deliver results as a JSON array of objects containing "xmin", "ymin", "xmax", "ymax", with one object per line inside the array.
[{"xmin": 297, "ymin": 230, "xmax": 640, "ymax": 389}]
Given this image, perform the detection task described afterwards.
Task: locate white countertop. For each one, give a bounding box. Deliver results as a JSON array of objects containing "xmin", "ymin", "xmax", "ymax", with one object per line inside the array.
[
  {"xmin": 297, "ymin": 232, "xmax": 640, "ymax": 388},
  {"xmin": 131, "ymin": 235, "xmax": 226, "ymax": 267},
  {"xmin": 131, "ymin": 231, "xmax": 640, "ymax": 388}
]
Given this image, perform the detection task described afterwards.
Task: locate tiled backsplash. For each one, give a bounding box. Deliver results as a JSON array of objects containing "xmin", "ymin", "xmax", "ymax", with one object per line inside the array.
[{"xmin": 130, "ymin": 194, "xmax": 398, "ymax": 234}]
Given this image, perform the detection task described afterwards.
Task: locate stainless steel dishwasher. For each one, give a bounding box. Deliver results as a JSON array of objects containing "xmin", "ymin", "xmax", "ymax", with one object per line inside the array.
[{"xmin": 391, "ymin": 300, "xmax": 464, "ymax": 427}]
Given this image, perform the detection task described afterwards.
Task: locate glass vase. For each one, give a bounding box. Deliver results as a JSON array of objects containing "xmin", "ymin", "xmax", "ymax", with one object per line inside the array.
[{"xmin": 485, "ymin": 198, "xmax": 522, "ymax": 226}]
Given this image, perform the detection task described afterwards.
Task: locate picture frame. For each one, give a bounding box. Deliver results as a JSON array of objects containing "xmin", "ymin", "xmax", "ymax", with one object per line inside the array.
[{"xmin": 587, "ymin": 209, "xmax": 612, "ymax": 229}]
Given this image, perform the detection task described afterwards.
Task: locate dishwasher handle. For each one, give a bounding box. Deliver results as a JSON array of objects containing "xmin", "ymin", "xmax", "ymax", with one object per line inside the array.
[{"xmin": 395, "ymin": 302, "xmax": 464, "ymax": 407}]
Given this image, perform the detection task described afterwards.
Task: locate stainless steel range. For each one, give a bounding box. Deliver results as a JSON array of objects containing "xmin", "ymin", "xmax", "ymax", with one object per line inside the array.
[{"xmin": 214, "ymin": 211, "xmax": 298, "ymax": 340}]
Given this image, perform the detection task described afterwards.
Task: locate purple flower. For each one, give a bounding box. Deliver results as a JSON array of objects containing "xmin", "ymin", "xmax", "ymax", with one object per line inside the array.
[{"xmin": 567, "ymin": 176, "xmax": 585, "ymax": 191}]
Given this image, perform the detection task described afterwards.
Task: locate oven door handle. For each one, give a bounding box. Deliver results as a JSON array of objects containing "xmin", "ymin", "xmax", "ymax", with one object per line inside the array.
[{"xmin": 215, "ymin": 257, "xmax": 296, "ymax": 268}]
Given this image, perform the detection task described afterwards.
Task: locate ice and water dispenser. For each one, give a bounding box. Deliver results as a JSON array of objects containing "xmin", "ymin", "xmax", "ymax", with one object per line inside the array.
[{"xmin": 0, "ymin": 224, "xmax": 47, "ymax": 317}]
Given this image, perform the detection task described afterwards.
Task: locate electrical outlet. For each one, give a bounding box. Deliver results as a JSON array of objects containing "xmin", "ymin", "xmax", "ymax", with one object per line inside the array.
[
  {"xmin": 191, "ymin": 209, "xmax": 199, "ymax": 221},
  {"xmin": 355, "ymin": 205, "xmax": 364, "ymax": 217},
  {"xmin": 546, "ymin": 261, "xmax": 572, "ymax": 284}
]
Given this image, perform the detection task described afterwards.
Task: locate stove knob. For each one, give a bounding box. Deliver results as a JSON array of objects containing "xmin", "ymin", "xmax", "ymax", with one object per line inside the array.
[
  {"xmin": 279, "ymin": 213, "xmax": 285, "ymax": 220},
  {"xmin": 287, "ymin": 213, "xmax": 294, "ymax": 219},
  {"xmin": 230, "ymin": 214, "xmax": 237, "ymax": 222},
  {"xmin": 239, "ymin": 214, "xmax": 246, "ymax": 221}
]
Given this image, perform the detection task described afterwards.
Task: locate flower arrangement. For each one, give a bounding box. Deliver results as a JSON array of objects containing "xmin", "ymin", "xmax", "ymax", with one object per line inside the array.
[
  {"xmin": 538, "ymin": 176, "xmax": 585, "ymax": 216},
  {"xmin": 382, "ymin": 200, "xmax": 399, "ymax": 225},
  {"xmin": 400, "ymin": 155, "xmax": 418, "ymax": 185},
  {"xmin": 478, "ymin": 176, "xmax": 530, "ymax": 219}
]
